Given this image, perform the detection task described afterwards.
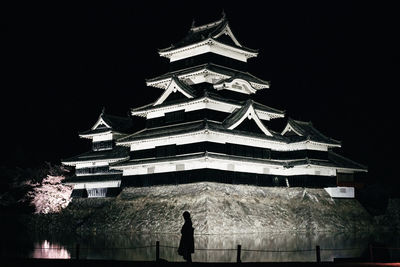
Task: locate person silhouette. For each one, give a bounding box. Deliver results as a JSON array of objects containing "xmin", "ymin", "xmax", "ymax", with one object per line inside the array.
[{"xmin": 178, "ymin": 211, "xmax": 194, "ymax": 262}]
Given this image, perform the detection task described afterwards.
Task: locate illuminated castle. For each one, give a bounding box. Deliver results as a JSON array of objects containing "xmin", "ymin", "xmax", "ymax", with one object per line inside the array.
[{"xmin": 62, "ymin": 14, "xmax": 367, "ymax": 198}]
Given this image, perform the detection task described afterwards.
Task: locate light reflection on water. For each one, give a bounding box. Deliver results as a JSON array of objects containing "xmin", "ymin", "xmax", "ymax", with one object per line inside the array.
[
  {"xmin": 5, "ymin": 231, "xmax": 400, "ymax": 262},
  {"xmin": 30, "ymin": 240, "xmax": 71, "ymax": 259}
]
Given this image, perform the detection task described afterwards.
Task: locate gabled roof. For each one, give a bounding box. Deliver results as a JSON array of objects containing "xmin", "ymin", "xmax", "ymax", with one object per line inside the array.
[
  {"xmin": 154, "ymin": 76, "xmax": 196, "ymax": 106},
  {"xmin": 61, "ymin": 146, "xmax": 130, "ymax": 166},
  {"xmin": 158, "ymin": 13, "xmax": 257, "ymax": 55},
  {"xmin": 100, "ymin": 113, "xmax": 134, "ymax": 133},
  {"xmin": 146, "ymin": 63, "xmax": 270, "ymax": 89},
  {"xmin": 281, "ymin": 118, "xmax": 341, "ymax": 146},
  {"xmin": 214, "ymin": 75, "xmax": 260, "ymax": 94},
  {"xmin": 222, "ymin": 100, "xmax": 273, "ymax": 136},
  {"xmin": 79, "ymin": 109, "xmax": 134, "ymax": 138}
]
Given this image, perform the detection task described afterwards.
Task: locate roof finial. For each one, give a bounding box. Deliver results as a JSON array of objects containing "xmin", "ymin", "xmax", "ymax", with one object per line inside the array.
[
  {"xmin": 101, "ymin": 106, "xmax": 106, "ymax": 115},
  {"xmin": 221, "ymin": 9, "xmax": 226, "ymax": 19},
  {"xmin": 191, "ymin": 18, "xmax": 196, "ymax": 29}
]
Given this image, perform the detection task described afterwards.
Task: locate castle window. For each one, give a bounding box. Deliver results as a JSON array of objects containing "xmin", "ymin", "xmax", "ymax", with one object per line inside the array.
[
  {"xmin": 87, "ymin": 188, "xmax": 107, "ymax": 198},
  {"xmin": 156, "ymin": 144, "xmax": 177, "ymax": 157},
  {"xmin": 93, "ymin": 140, "xmax": 113, "ymax": 151},
  {"xmin": 165, "ymin": 110, "xmax": 185, "ymax": 123}
]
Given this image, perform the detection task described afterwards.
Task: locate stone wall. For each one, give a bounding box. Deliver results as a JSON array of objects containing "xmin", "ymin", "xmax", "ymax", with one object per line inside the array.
[
  {"xmin": 29, "ymin": 182, "xmax": 375, "ymax": 234},
  {"xmin": 374, "ymin": 198, "xmax": 400, "ymax": 232}
]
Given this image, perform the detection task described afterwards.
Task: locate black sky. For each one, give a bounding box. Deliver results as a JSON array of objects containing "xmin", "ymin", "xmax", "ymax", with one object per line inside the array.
[{"xmin": 1, "ymin": 2, "xmax": 398, "ymax": 186}]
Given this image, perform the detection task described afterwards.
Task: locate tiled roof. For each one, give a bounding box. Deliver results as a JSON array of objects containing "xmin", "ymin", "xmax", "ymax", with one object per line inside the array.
[
  {"xmin": 118, "ymin": 116, "xmax": 342, "ymax": 148},
  {"xmin": 286, "ymin": 152, "xmax": 367, "ymax": 171},
  {"xmin": 65, "ymin": 173, "xmax": 122, "ymax": 184},
  {"xmin": 62, "ymin": 146, "xmax": 129, "ymax": 164},
  {"xmin": 158, "ymin": 15, "xmax": 257, "ymax": 54},
  {"xmin": 117, "ymin": 120, "xmax": 209, "ymax": 143},
  {"xmin": 131, "ymin": 88, "xmax": 284, "ymax": 116},
  {"xmin": 222, "ymin": 99, "xmax": 253, "ymax": 128},
  {"xmin": 146, "ymin": 63, "xmax": 269, "ymax": 87},
  {"xmin": 79, "ymin": 127, "xmax": 112, "ymax": 136},
  {"xmin": 117, "ymin": 119, "xmax": 286, "ymax": 144},
  {"xmin": 111, "ymin": 150, "xmax": 366, "ymax": 173},
  {"xmin": 203, "ymin": 90, "xmax": 283, "ymax": 115},
  {"xmin": 171, "ymin": 76, "xmax": 197, "ymax": 96},
  {"xmin": 111, "ymin": 151, "xmax": 282, "ymax": 168},
  {"xmin": 101, "ymin": 113, "xmax": 135, "ymax": 133},
  {"xmin": 79, "ymin": 111, "xmax": 135, "ymax": 136},
  {"xmin": 285, "ymin": 118, "xmax": 341, "ymax": 146},
  {"xmin": 328, "ymin": 151, "xmax": 367, "ymax": 171}
]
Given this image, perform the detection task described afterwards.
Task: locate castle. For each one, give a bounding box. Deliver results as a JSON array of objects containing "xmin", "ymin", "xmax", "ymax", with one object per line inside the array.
[{"xmin": 62, "ymin": 13, "xmax": 367, "ymax": 198}]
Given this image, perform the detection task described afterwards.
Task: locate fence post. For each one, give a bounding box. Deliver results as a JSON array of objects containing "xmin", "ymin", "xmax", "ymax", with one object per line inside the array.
[
  {"xmin": 237, "ymin": 244, "xmax": 241, "ymax": 263},
  {"xmin": 369, "ymin": 244, "xmax": 374, "ymax": 262},
  {"xmin": 156, "ymin": 241, "xmax": 160, "ymax": 261},
  {"xmin": 76, "ymin": 244, "xmax": 80, "ymax": 260},
  {"xmin": 316, "ymin": 245, "xmax": 321, "ymax": 263}
]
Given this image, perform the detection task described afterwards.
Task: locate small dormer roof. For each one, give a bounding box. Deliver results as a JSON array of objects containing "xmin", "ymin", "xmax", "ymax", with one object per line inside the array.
[
  {"xmin": 222, "ymin": 100, "xmax": 273, "ymax": 136},
  {"xmin": 282, "ymin": 118, "xmax": 341, "ymax": 146},
  {"xmin": 153, "ymin": 76, "xmax": 196, "ymax": 106},
  {"xmin": 79, "ymin": 109, "xmax": 134, "ymax": 138}
]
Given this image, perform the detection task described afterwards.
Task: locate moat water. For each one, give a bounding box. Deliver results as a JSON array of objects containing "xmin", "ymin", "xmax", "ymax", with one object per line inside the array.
[{"xmin": 3, "ymin": 231, "xmax": 400, "ymax": 262}]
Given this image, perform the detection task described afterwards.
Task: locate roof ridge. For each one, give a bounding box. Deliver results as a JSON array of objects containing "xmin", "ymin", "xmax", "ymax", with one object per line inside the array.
[
  {"xmin": 288, "ymin": 118, "xmax": 341, "ymax": 145},
  {"xmin": 288, "ymin": 117, "xmax": 311, "ymax": 125},
  {"xmin": 190, "ymin": 13, "xmax": 226, "ymax": 32},
  {"xmin": 249, "ymin": 100, "xmax": 285, "ymax": 114}
]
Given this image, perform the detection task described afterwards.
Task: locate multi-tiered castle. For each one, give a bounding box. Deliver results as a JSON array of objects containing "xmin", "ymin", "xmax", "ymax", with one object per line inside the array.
[{"xmin": 62, "ymin": 14, "xmax": 367, "ymax": 199}]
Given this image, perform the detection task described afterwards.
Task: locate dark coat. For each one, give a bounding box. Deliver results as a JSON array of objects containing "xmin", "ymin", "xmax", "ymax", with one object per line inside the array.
[{"xmin": 178, "ymin": 220, "xmax": 194, "ymax": 257}]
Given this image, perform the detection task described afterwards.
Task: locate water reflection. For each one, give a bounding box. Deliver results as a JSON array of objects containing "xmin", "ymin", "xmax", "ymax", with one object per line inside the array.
[
  {"xmin": 30, "ymin": 240, "xmax": 70, "ymax": 259},
  {"xmin": 4, "ymin": 231, "xmax": 399, "ymax": 262}
]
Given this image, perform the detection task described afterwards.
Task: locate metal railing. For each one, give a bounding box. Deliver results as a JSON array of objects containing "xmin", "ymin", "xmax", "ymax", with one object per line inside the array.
[{"xmin": 7, "ymin": 242, "xmax": 400, "ymax": 263}]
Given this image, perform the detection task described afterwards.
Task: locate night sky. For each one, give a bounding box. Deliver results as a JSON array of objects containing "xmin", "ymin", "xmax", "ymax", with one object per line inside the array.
[{"xmin": 1, "ymin": 2, "xmax": 398, "ymax": 187}]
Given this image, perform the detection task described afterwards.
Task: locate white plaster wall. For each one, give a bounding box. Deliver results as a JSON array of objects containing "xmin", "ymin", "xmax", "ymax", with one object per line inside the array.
[
  {"xmin": 93, "ymin": 133, "xmax": 113, "ymax": 142},
  {"xmin": 120, "ymin": 156, "xmax": 337, "ymax": 177},
  {"xmin": 324, "ymin": 187, "xmax": 355, "ymax": 198},
  {"xmin": 73, "ymin": 180, "xmax": 121, "ymax": 189},
  {"xmin": 76, "ymin": 161, "xmax": 109, "ymax": 169},
  {"xmin": 146, "ymin": 99, "xmax": 239, "ymax": 119}
]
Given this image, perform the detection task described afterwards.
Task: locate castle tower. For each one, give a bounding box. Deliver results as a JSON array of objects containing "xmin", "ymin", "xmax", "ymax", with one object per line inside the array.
[
  {"xmin": 62, "ymin": 110, "xmax": 134, "ymax": 197},
  {"xmin": 105, "ymin": 14, "xmax": 367, "ymax": 197}
]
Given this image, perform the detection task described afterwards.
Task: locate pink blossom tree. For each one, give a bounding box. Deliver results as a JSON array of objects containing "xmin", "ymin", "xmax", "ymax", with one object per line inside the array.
[{"xmin": 25, "ymin": 167, "xmax": 73, "ymax": 214}]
